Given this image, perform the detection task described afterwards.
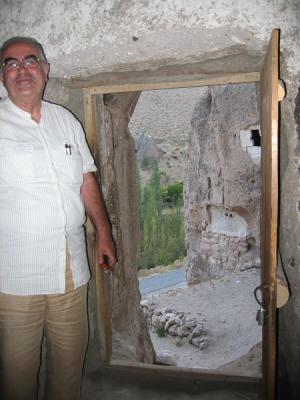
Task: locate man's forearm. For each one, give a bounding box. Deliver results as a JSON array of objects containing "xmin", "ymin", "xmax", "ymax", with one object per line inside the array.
[
  {"xmin": 81, "ymin": 172, "xmax": 117, "ymax": 267},
  {"xmin": 80, "ymin": 172, "xmax": 111, "ymax": 237}
]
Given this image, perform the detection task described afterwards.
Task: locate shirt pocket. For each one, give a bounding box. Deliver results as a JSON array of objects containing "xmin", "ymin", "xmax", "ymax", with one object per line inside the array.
[
  {"xmin": 0, "ymin": 143, "xmax": 35, "ymax": 184},
  {"xmin": 32, "ymin": 145, "xmax": 53, "ymax": 181},
  {"xmin": 67, "ymin": 149, "xmax": 83, "ymax": 184}
]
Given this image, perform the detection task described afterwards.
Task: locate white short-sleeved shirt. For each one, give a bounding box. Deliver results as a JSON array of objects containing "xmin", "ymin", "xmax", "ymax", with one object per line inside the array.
[{"xmin": 0, "ymin": 97, "xmax": 97, "ymax": 295}]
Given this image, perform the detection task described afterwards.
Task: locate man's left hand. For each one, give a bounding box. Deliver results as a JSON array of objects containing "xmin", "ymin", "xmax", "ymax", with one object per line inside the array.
[{"xmin": 97, "ymin": 232, "xmax": 117, "ymax": 271}]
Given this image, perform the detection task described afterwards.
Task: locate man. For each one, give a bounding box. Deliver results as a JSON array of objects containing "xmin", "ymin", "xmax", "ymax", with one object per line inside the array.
[{"xmin": 0, "ymin": 36, "xmax": 116, "ymax": 400}]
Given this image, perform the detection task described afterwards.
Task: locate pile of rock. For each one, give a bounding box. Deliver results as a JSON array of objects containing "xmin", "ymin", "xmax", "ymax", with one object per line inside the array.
[{"xmin": 140, "ymin": 299, "xmax": 208, "ymax": 349}]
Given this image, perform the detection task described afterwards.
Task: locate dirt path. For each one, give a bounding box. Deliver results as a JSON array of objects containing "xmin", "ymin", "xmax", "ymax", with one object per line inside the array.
[{"xmin": 143, "ymin": 268, "xmax": 262, "ymax": 376}]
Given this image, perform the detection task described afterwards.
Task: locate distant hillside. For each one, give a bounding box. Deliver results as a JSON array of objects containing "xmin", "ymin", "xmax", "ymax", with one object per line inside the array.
[{"xmin": 129, "ymin": 87, "xmax": 207, "ymax": 183}]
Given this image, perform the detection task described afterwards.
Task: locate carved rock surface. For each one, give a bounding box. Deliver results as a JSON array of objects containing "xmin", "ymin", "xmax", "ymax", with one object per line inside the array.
[{"xmin": 184, "ymin": 84, "xmax": 261, "ymax": 284}]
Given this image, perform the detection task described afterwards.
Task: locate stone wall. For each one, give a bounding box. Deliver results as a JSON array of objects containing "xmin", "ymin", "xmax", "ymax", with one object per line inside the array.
[
  {"xmin": 184, "ymin": 84, "xmax": 261, "ymax": 284},
  {"xmin": 140, "ymin": 299, "xmax": 208, "ymax": 350}
]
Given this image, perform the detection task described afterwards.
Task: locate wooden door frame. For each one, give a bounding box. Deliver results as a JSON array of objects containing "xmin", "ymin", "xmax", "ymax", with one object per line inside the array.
[
  {"xmin": 82, "ymin": 30, "xmax": 282, "ymax": 396},
  {"xmin": 259, "ymin": 29, "xmax": 286, "ymax": 400},
  {"xmin": 82, "ymin": 71, "xmax": 259, "ymax": 96}
]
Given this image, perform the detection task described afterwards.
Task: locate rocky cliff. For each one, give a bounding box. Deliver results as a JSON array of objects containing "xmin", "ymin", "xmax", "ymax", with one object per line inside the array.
[{"xmin": 185, "ymin": 83, "xmax": 261, "ymax": 284}]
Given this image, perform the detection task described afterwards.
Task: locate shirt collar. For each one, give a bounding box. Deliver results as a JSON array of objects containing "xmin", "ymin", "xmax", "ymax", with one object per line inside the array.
[{"xmin": 5, "ymin": 96, "xmax": 44, "ymax": 124}]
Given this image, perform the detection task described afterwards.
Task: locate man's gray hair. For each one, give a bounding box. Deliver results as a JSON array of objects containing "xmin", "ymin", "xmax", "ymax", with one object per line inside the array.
[{"xmin": 0, "ymin": 36, "xmax": 47, "ymax": 62}]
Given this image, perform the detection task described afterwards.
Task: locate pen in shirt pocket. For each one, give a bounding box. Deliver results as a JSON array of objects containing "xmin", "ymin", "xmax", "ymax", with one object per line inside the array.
[{"xmin": 65, "ymin": 143, "xmax": 72, "ymax": 156}]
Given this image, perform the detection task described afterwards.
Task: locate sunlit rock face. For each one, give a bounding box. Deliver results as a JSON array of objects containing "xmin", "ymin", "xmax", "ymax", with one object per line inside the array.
[{"xmin": 184, "ymin": 83, "xmax": 261, "ymax": 284}]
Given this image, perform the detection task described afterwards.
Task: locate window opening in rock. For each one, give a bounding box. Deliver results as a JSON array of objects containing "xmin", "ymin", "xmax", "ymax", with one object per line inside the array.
[
  {"xmin": 240, "ymin": 126, "xmax": 261, "ymax": 166},
  {"xmin": 129, "ymin": 84, "xmax": 262, "ymax": 377},
  {"xmin": 251, "ymin": 129, "xmax": 261, "ymax": 146}
]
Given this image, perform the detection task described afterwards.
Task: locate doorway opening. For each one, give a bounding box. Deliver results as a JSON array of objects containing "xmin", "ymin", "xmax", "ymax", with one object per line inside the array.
[{"xmin": 128, "ymin": 84, "xmax": 262, "ymax": 376}]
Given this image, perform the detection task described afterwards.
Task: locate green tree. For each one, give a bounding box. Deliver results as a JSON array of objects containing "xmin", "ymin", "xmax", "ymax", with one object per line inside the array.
[
  {"xmin": 160, "ymin": 181, "xmax": 183, "ymax": 206},
  {"xmin": 137, "ymin": 165, "xmax": 186, "ymax": 269}
]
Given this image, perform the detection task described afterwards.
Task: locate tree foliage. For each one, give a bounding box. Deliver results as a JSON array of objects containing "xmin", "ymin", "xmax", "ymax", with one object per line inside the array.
[
  {"xmin": 160, "ymin": 181, "xmax": 183, "ymax": 205},
  {"xmin": 137, "ymin": 165, "xmax": 186, "ymax": 269}
]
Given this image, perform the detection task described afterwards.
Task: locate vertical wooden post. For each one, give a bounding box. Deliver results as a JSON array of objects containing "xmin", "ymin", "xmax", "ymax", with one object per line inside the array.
[
  {"xmin": 83, "ymin": 90, "xmax": 112, "ymax": 362},
  {"xmin": 260, "ymin": 29, "xmax": 280, "ymax": 400}
]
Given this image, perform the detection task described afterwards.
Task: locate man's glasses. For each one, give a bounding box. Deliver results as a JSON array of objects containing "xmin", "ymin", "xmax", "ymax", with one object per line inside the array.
[{"xmin": 1, "ymin": 55, "xmax": 45, "ymax": 71}]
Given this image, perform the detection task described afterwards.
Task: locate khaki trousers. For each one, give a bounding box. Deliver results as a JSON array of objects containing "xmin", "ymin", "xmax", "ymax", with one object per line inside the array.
[{"xmin": 0, "ymin": 253, "xmax": 88, "ymax": 400}]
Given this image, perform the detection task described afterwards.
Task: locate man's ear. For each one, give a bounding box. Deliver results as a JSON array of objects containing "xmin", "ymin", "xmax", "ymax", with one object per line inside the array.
[{"xmin": 43, "ymin": 62, "xmax": 50, "ymax": 81}]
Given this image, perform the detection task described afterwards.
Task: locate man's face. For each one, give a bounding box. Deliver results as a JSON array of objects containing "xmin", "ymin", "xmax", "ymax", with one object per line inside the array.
[{"xmin": 0, "ymin": 42, "xmax": 49, "ymax": 105}]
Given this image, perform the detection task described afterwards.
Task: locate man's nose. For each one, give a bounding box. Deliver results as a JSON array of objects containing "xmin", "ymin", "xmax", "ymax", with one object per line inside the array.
[{"xmin": 17, "ymin": 64, "xmax": 30, "ymax": 73}]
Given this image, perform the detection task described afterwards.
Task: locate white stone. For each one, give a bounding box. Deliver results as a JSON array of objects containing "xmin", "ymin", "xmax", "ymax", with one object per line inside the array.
[
  {"xmin": 191, "ymin": 337, "xmax": 209, "ymax": 349},
  {"xmin": 156, "ymin": 352, "xmax": 177, "ymax": 366},
  {"xmin": 176, "ymin": 326, "xmax": 191, "ymax": 338}
]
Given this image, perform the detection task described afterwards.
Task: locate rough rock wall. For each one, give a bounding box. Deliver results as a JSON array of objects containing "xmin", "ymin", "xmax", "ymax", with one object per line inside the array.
[
  {"xmin": 0, "ymin": 0, "xmax": 296, "ymax": 80},
  {"xmin": 99, "ymin": 92, "xmax": 154, "ymax": 362},
  {"xmin": 277, "ymin": 74, "xmax": 300, "ymax": 399},
  {"xmin": 185, "ymin": 83, "xmax": 260, "ymax": 284}
]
